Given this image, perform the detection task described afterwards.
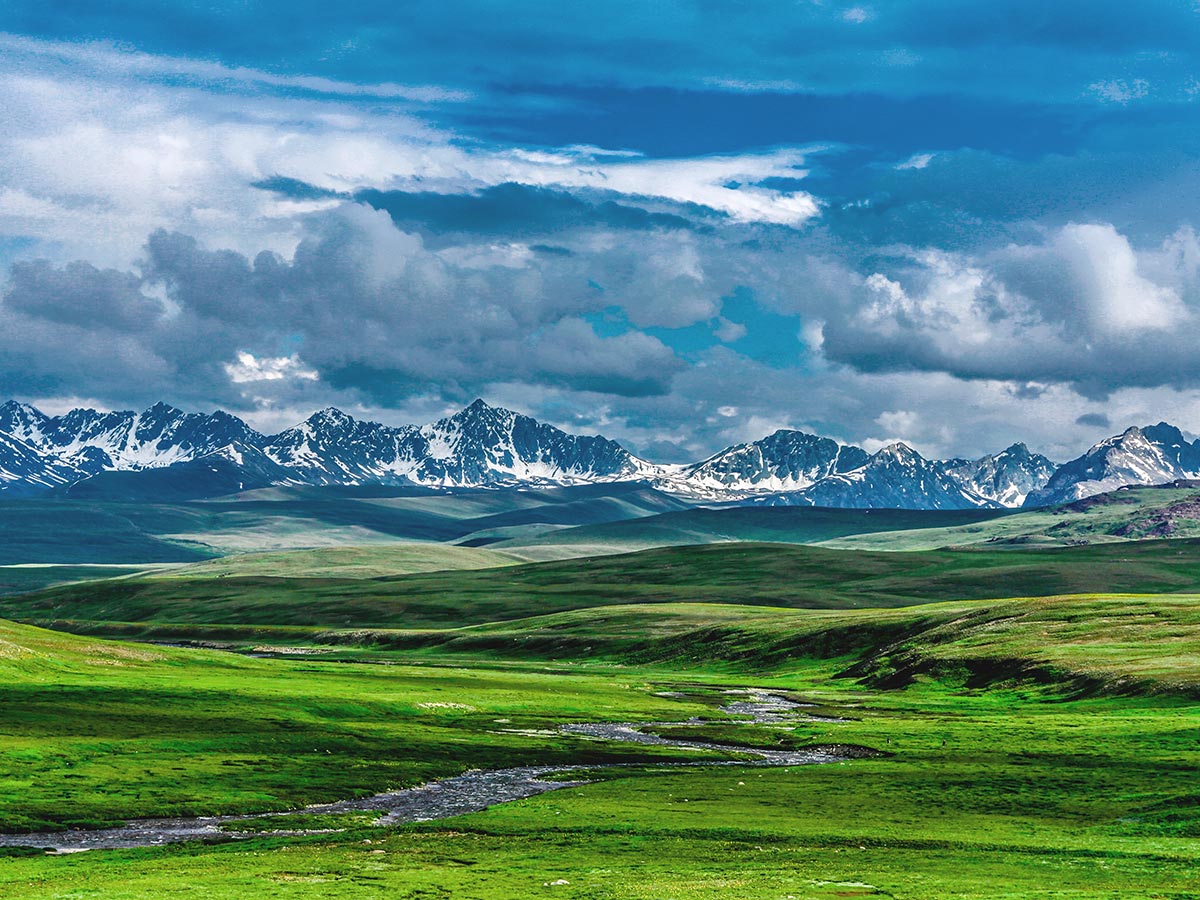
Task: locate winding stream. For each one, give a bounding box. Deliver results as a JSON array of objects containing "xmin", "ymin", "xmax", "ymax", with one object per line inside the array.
[{"xmin": 0, "ymin": 690, "xmax": 860, "ymax": 853}]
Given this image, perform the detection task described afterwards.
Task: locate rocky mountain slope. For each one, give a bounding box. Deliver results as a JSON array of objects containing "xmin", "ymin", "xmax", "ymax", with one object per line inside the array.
[
  {"xmin": 2, "ymin": 397, "xmax": 1196, "ymax": 509},
  {"xmin": 1024, "ymin": 424, "xmax": 1200, "ymax": 507}
]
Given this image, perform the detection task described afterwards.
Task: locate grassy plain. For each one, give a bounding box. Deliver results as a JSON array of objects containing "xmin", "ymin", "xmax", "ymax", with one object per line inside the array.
[
  {"xmin": 0, "ymin": 611, "xmax": 1195, "ymax": 898},
  {"xmin": 0, "ymin": 484, "xmax": 691, "ymax": 571},
  {"xmin": 0, "ymin": 618, "xmax": 728, "ymax": 834},
  {"xmin": 1, "ymin": 501, "xmax": 1198, "ymax": 898},
  {"xmin": 499, "ymin": 504, "xmax": 1013, "ymax": 558},
  {"xmin": 162, "ymin": 542, "xmax": 519, "ymax": 579},
  {"xmin": 10, "ymin": 539, "xmax": 1200, "ymax": 640},
  {"xmin": 499, "ymin": 483, "xmax": 1200, "ymax": 556}
]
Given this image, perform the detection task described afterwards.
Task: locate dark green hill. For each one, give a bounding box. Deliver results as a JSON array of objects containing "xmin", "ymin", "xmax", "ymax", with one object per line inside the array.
[
  {"xmin": 498, "ymin": 504, "xmax": 1012, "ymax": 557},
  {"xmin": 502, "ymin": 482, "xmax": 1200, "ymax": 556},
  {"xmin": 9, "ymin": 539, "xmax": 1200, "ymax": 633}
]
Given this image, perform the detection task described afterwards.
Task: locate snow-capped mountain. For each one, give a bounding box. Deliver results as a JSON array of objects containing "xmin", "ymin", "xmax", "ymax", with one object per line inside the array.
[
  {"xmin": 264, "ymin": 408, "xmax": 420, "ymax": 485},
  {"xmin": 944, "ymin": 443, "xmax": 1056, "ymax": 507},
  {"xmin": 404, "ymin": 399, "xmax": 649, "ymax": 487},
  {"xmin": 64, "ymin": 441, "xmax": 297, "ymax": 501},
  {"xmin": 1024, "ymin": 423, "xmax": 1200, "ymax": 507},
  {"xmin": 0, "ymin": 431, "xmax": 90, "ymax": 496},
  {"xmin": 755, "ymin": 442, "xmax": 1001, "ymax": 510},
  {"xmin": 3, "ymin": 397, "xmax": 1197, "ymax": 509},
  {"xmin": 670, "ymin": 429, "xmax": 869, "ymax": 498},
  {"xmin": 0, "ymin": 401, "xmax": 50, "ymax": 446},
  {"xmin": 263, "ymin": 400, "xmax": 648, "ymax": 488},
  {"xmin": 1, "ymin": 400, "xmax": 263, "ymax": 471}
]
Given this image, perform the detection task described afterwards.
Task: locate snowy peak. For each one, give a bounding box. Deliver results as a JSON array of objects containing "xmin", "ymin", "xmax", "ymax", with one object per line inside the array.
[
  {"xmin": 946, "ymin": 442, "xmax": 1056, "ymax": 507},
  {"xmin": 304, "ymin": 407, "xmax": 358, "ymax": 431},
  {"xmin": 1025, "ymin": 422, "xmax": 1200, "ymax": 507},
  {"xmin": 0, "ymin": 431, "xmax": 87, "ymax": 495},
  {"xmin": 873, "ymin": 442, "xmax": 922, "ymax": 464},
  {"xmin": 4, "ymin": 397, "xmax": 1195, "ymax": 510},
  {"xmin": 756, "ymin": 440, "xmax": 1001, "ymax": 510},
  {"xmin": 9, "ymin": 403, "xmax": 263, "ymax": 471},
  {"xmin": 259, "ymin": 400, "xmax": 645, "ymax": 488},
  {"xmin": 264, "ymin": 410, "xmax": 418, "ymax": 485},
  {"xmin": 410, "ymin": 400, "xmax": 645, "ymax": 486},
  {"xmin": 676, "ymin": 429, "xmax": 869, "ymax": 496},
  {"xmin": 0, "ymin": 401, "xmax": 50, "ymax": 445}
]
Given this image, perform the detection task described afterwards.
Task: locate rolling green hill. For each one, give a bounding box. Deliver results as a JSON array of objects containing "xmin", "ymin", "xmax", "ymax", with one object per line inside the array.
[
  {"xmin": 160, "ymin": 542, "xmax": 520, "ymax": 579},
  {"xmin": 821, "ymin": 482, "xmax": 1200, "ymax": 549},
  {"xmin": 0, "ymin": 483, "xmax": 692, "ymax": 593},
  {"xmin": 497, "ymin": 504, "xmax": 1013, "ymax": 558},
  {"xmin": 9, "ymin": 539, "xmax": 1200, "ymax": 635},
  {"xmin": 332, "ymin": 594, "xmax": 1200, "ymax": 695},
  {"xmin": 498, "ymin": 482, "xmax": 1200, "ymax": 557}
]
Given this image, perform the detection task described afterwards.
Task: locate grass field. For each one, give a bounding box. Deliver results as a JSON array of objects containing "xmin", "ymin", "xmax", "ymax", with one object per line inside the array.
[
  {"xmin": 10, "ymin": 539, "xmax": 1200, "ymax": 639},
  {"xmin": 162, "ymin": 542, "xmax": 520, "ymax": 579},
  {"xmin": 307, "ymin": 594, "xmax": 1200, "ymax": 695},
  {"xmin": 0, "ymin": 618, "xmax": 729, "ymax": 834},
  {"xmin": 497, "ymin": 483, "xmax": 1200, "ymax": 557},
  {"xmin": 499, "ymin": 504, "xmax": 1014, "ymax": 558},
  {"xmin": 0, "ymin": 601, "xmax": 1195, "ymax": 898},
  {"xmin": 0, "ymin": 484, "xmax": 692, "ymax": 578},
  {"xmin": 1, "ymin": 504, "xmax": 1198, "ymax": 897}
]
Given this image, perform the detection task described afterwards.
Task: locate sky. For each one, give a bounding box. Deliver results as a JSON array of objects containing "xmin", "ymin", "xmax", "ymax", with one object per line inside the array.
[{"xmin": 3, "ymin": 2, "xmax": 1200, "ymax": 462}]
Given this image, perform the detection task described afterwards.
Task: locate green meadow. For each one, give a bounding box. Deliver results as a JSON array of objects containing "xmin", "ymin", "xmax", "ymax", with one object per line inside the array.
[
  {"xmin": 0, "ymin": 577, "xmax": 1196, "ymax": 896},
  {"xmin": 8, "ymin": 539, "xmax": 1200, "ymax": 639},
  {"xmin": 0, "ymin": 488, "xmax": 1198, "ymax": 897}
]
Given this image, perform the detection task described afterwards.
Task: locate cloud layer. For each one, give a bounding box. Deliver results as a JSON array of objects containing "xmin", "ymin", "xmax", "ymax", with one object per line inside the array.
[{"xmin": 4, "ymin": 9, "xmax": 1200, "ymax": 461}]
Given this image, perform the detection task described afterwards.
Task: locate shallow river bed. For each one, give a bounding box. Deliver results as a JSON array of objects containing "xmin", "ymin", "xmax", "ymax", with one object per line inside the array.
[{"xmin": 0, "ymin": 690, "xmax": 860, "ymax": 853}]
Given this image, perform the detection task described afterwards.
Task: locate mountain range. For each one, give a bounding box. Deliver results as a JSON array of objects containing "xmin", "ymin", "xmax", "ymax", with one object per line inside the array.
[{"xmin": 0, "ymin": 398, "xmax": 1195, "ymax": 509}]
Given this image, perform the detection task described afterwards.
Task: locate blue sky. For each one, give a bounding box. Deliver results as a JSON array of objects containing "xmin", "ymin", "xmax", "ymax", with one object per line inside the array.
[{"xmin": 2, "ymin": 2, "xmax": 1200, "ymax": 460}]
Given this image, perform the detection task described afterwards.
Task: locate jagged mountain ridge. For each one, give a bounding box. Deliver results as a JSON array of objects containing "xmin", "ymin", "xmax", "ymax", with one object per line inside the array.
[
  {"xmin": 750, "ymin": 442, "xmax": 1003, "ymax": 511},
  {"xmin": 63, "ymin": 442, "xmax": 299, "ymax": 501},
  {"xmin": 1024, "ymin": 423, "xmax": 1200, "ymax": 507},
  {"xmin": 0, "ymin": 400, "xmax": 263, "ymax": 472},
  {"xmin": 675, "ymin": 429, "xmax": 871, "ymax": 497},
  {"xmin": 945, "ymin": 443, "xmax": 1057, "ymax": 507},
  {"xmin": 0, "ymin": 397, "xmax": 1192, "ymax": 509},
  {"xmin": 262, "ymin": 400, "xmax": 647, "ymax": 487},
  {"xmin": 0, "ymin": 431, "xmax": 91, "ymax": 497}
]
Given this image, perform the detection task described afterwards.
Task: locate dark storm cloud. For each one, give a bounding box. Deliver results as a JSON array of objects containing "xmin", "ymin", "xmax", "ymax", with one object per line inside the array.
[
  {"xmin": 4, "ymin": 259, "xmax": 163, "ymax": 329},
  {"xmin": 0, "ymin": 204, "xmax": 687, "ymax": 408}
]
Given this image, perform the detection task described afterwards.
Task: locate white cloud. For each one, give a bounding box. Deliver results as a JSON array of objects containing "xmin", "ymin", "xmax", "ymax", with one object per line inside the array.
[
  {"xmin": 0, "ymin": 38, "xmax": 821, "ymax": 271},
  {"xmin": 225, "ymin": 352, "xmax": 318, "ymax": 384},
  {"xmin": 1089, "ymin": 78, "xmax": 1150, "ymax": 104},
  {"xmin": 0, "ymin": 33, "xmax": 470, "ymax": 102},
  {"xmin": 896, "ymin": 152, "xmax": 933, "ymax": 170},
  {"xmin": 1051, "ymin": 222, "xmax": 1184, "ymax": 331}
]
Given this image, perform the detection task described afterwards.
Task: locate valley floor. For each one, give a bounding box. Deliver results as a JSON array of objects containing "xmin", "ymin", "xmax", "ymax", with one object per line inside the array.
[{"xmin": 0, "ymin": 613, "xmax": 1196, "ymax": 899}]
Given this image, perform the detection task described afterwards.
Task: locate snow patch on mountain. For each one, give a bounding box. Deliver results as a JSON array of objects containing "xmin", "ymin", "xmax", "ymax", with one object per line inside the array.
[
  {"xmin": 754, "ymin": 442, "xmax": 1002, "ymax": 510},
  {"xmin": 664, "ymin": 429, "xmax": 870, "ymax": 498},
  {"xmin": 944, "ymin": 443, "xmax": 1056, "ymax": 507},
  {"xmin": 1024, "ymin": 424, "xmax": 1200, "ymax": 507},
  {"xmin": 4, "ymin": 397, "xmax": 1196, "ymax": 510}
]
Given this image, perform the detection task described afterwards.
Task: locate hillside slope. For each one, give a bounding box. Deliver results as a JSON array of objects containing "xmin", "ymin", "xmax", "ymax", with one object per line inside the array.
[{"xmin": 9, "ymin": 539, "xmax": 1200, "ymax": 631}]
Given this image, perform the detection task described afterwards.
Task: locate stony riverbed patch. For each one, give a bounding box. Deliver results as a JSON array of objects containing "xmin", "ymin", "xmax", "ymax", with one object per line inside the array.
[{"xmin": 0, "ymin": 690, "xmax": 875, "ymax": 854}]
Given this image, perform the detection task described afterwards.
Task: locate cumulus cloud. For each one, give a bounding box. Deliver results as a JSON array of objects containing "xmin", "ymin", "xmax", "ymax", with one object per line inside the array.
[
  {"xmin": 7, "ymin": 22, "xmax": 1200, "ymax": 463},
  {"xmin": 0, "ymin": 203, "xmax": 688, "ymax": 409},
  {"xmin": 225, "ymin": 352, "xmax": 319, "ymax": 384},
  {"xmin": 821, "ymin": 223, "xmax": 1200, "ymax": 395}
]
